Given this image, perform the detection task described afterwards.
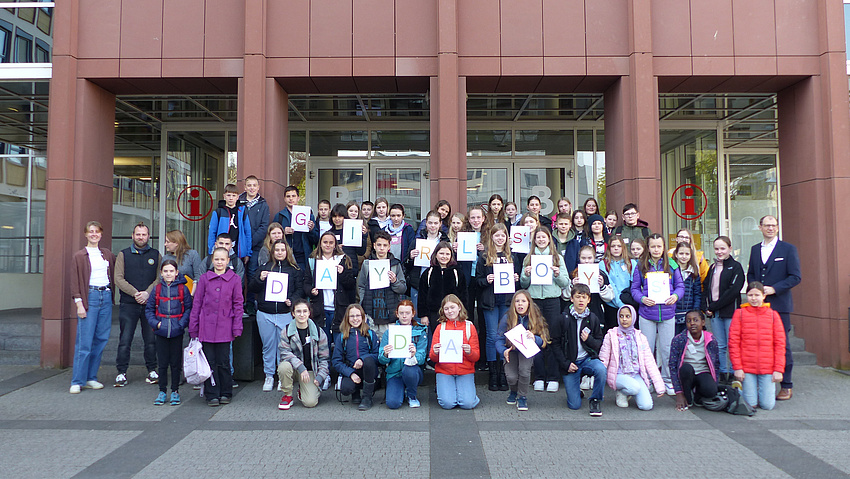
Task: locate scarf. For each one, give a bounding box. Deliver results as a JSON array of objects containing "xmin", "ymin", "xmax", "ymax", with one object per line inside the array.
[
  {"xmin": 569, "ymin": 304, "xmax": 590, "ymax": 320},
  {"xmin": 616, "ymin": 305, "xmax": 640, "ymax": 375},
  {"xmin": 385, "ymin": 221, "xmax": 407, "ymax": 236}
]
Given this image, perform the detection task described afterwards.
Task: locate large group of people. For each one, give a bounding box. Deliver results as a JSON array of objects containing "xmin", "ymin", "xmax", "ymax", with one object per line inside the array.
[{"xmin": 69, "ymin": 177, "xmax": 801, "ymax": 416}]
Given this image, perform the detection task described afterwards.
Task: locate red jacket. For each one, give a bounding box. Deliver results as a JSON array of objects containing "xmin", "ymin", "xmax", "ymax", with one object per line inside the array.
[
  {"xmin": 729, "ymin": 303, "xmax": 786, "ymax": 375},
  {"xmin": 429, "ymin": 319, "xmax": 480, "ymax": 376}
]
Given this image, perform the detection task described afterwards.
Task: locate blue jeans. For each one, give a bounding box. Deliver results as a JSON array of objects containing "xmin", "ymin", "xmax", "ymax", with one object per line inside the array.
[
  {"xmin": 116, "ymin": 302, "xmax": 157, "ymax": 374},
  {"xmin": 385, "ymin": 365, "xmax": 423, "ymax": 409},
  {"xmin": 615, "ymin": 373, "xmax": 654, "ymax": 410},
  {"xmin": 256, "ymin": 311, "xmax": 293, "ymax": 376},
  {"xmin": 72, "ymin": 289, "xmax": 113, "ymax": 386},
  {"xmin": 435, "ymin": 373, "xmax": 480, "ymax": 409},
  {"xmin": 711, "ymin": 316, "xmax": 733, "ymax": 373},
  {"xmin": 482, "ymin": 303, "xmax": 508, "ymax": 362},
  {"xmin": 563, "ymin": 356, "xmax": 606, "ymax": 409},
  {"xmin": 742, "ymin": 373, "xmax": 777, "ymax": 410}
]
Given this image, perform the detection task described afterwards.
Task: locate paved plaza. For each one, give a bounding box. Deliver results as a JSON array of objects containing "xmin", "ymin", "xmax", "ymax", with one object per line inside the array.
[{"xmin": 0, "ymin": 364, "xmax": 847, "ymax": 478}]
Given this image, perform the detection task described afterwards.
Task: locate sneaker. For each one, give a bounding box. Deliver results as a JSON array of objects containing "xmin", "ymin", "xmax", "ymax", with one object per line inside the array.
[
  {"xmin": 146, "ymin": 371, "xmax": 159, "ymax": 384},
  {"xmin": 277, "ymin": 380, "xmax": 283, "ymax": 392},
  {"xmin": 580, "ymin": 376, "xmax": 592, "ymax": 390},
  {"xmin": 114, "ymin": 373, "xmax": 127, "ymax": 387},
  {"xmin": 408, "ymin": 397, "xmax": 421, "ymax": 408},
  {"xmin": 193, "ymin": 384, "xmax": 201, "ymax": 390},
  {"xmin": 154, "ymin": 391, "xmax": 167, "ymax": 406},
  {"xmin": 262, "ymin": 376, "xmax": 274, "ymax": 392},
  {"xmin": 219, "ymin": 396, "xmax": 231, "ymax": 405},
  {"xmin": 278, "ymin": 395, "xmax": 294, "ymax": 410},
  {"xmin": 69, "ymin": 385, "xmax": 81, "ymax": 394},
  {"xmin": 506, "ymin": 391, "xmax": 518, "ymax": 405},
  {"xmin": 730, "ymin": 380, "xmax": 743, "ymax": 391},
  {"xmin": 322, "ymin": 375, "xmax": 331, "ymax": 391},
  {"xmin": 589, "ymin": 398, "xmax": 602, "ymax": 417},
  {"xmin": 616, "ymin": 391, "xmax": 629, "ymax": 408},
  {"xmin": 170, "ymin": 392, "xmax": 181, "ymax": 405},
  {"xmin": 84, "ymin": 380, "xmax": 104, "ymax": 390},
  {"xmin": 207, "ymin": 398, "xmax": 220, "ymax": 407},
  {"xmin": 424, "ymin": 363, "xmax": 435, "ymax": 371},
  {"xmin": 232, "ymin": 381, "xmax": 239, "ymax": 388},
  {"xmin": 533, "ymin": 380, "xmax": 544, "ymax": 392},
  {"xmin": 516, "ymin": 396, "xmax": 528, "ymax": 411},
  {"xmin": 665, "ymin": 382, "xmax": 675, "ymax": 396},
  {"xmin": 546, "ymin": 381, "xmax": 559, "ymax": 393}
]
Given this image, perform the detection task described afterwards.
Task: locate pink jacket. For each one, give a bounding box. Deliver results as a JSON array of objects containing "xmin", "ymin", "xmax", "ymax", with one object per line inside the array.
[
  {"xmin": 188, "ymin": 269, "xmax": 244, "ymax": 343},
  {"xmin": 599, "ymin": 328, "xmax": 665, "ymax": 393}
]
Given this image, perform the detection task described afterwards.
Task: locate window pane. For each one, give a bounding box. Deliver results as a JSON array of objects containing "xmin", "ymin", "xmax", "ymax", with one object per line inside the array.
[
  {"xmin": 515, "ymin": 130, "xmax": 573, "ymax": 156},
  {"xmin": 728, "ymin": 154, "xmax": 779, "ymax": 269},
  {"xmin": 466, "ymin": 168, "xmax": 507, "ymax": 211},
  {"xmin": 370, "ymin": 130, "xmax": 429, "ymax": 157},
  {"xmin": 317, "ymin": 168, "xmax": 364, "ymax": 207},
  {"xmin": 375, "ymin": 168, "xmax": 422, "ymax": 223},
  {"xmin": 467, "ymin": 130, "xmax": 511, "ymax": 156},
  {"xmin": 14, "ymin": 35, "xmax": 32, "ymax": 63},
  {"xmin": 517, "ymin": 168, "xmax": 565, "ymax": 217},
  {"xmin": 310, "ymin": 131, "xmax": 368, "ymax": 157}
]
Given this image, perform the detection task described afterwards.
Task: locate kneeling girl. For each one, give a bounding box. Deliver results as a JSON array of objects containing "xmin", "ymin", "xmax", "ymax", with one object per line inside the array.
[{"xmin": 378, "ymin": 300, "xmax": 428, "ymax": 409}]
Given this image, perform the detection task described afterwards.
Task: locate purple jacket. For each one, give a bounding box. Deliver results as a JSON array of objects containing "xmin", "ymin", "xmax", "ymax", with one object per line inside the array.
[
  {"xmin": 188, "ymin": 269, "xmax": 244, "ymax": 343},
  {"xmin": 630, "ymin": 258, "xmax": 684, "ymax": 322}
]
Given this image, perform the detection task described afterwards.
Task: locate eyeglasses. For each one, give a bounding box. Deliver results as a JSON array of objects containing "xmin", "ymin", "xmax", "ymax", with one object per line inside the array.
[
  {"xmin": 676, "ymin": 235, "xmax": 690, "ymax": 239},
  {"xmin": 623, "ymin": 212, "xmax": 637, "ymax": 217}
]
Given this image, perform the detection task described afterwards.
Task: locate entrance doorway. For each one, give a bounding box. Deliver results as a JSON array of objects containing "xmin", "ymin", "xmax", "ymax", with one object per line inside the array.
[{"xmin": 466, "ymin": 160, "xmax": 575, "ymax": 217}]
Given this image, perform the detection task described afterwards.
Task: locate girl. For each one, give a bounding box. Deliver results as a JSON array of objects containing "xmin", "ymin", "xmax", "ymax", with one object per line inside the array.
[
  {"xmin": 485, "ymin": 194, "xmax": 507, "ymax": 231},
  {"xmin": 329, "ymin": 204, "xmax": 366, "ymax": 275},
  {"xmin": 257, "ymin": 222, "xmax": 284, "ymax": 267},
  {"xmin": 367, "ymin": 197, "xmax": 391, "ymax": 242},
  {"xmin": 673, "ymin": 242, "xmax": 702, "ymax": 336},
  {"xmin": 586, "ymin": 214, "xmax": 608, "ymax": 262},
  {"xmin": 550, "ymin": 197, "xmax": 573, "ymax": 226},
  {"xmin": 505, "ymin": 201, "xmax": 521, "ymax": 228},
  {"xmin": 347, "ymin": 200, "xmax": 372, "ymax": 265},
  {"xmin": 630, "ymin": 233, "xmax": 684, "ymax": 395},
  {"xmin": 146, "ymin": 259, "xmax": 193, "ymax": 406},
  {"xmin": 69, "ymin": 221, "xmax": 116, "ymax": 394},
  {"xmin": 249, "ymin": 239, "xmax": 305, "ymax": 392},
  {"xmin": 521, "ymin": 227, "xmax": 569, "ymax": 392},
  {"xmin": 729, "ymin": 282, "xmax": 786, "ymax": 410},
  {"xmin": 429, "ymin": 294, "xmax": 480, "ymax": 409},
  {"xmin": 417, "ymin": 200, "xmax": 452, "ymax": 236},
  {"xmin": 604, "ymin": 210, "xmax": 618, "ymax": 237},
  {"xmin": 332, "ymin": 304, "xmax": 380, "ymax": 410},
  {"xmin": 188, "ymin": 247, "xmax": 244, "ymax": 407},
  {"xmin": 475, "ymin": 223, "xmax": 521, "ymax": 391},
  {"xmin": 670, "ymin": 310, "xmax": 720, "ymax": 411},
  {"xmin": 277, "ymin": 299, "xmax": 330, "ymax": 410},
  {"xmin": 601, "ymin": 236, "xmax": 632, "ymax": 330},
  {"xmin": 462, "ymin": 206, "xmax": 487, "ymax": 358},
  {"xmin": 570, "ymin": 245, "xmax": 615, "ymax": 332},
  {"xmin": 163, "ymin": 229, "xmax": 203, "ymax": 283},
  {"xmin": 598, "ymin": 305, "xmax": 665, "ymax": 410},
  {"xmin": 571, "ymin": 209, "xmax": 588, "ymax": 243},
  {"xmin": 407, "ymin": 210, "xmax": 450, "ymax": 309},
  {"xmin": 418, "ymin": 241, "xmax": 466, "ymax": 339},
  {"xmin": 583, "ymin": 197, "xmax": 599, "ymax": 217},
  {"xmin": 702, "ymin": 236, "xmax": 745, "ymax": 384},
  {"xmin": 378, "ymin": 300, "xmax": 428, "ymax": 409},
  {"xmin": 495, "ymin": 290, "xmax": 549, "ymax": 411},
  {"xmin": 668, "ymin": 228, "xmax": 710, "ymax": 282},
  {"xmin": 629, "ymin": 238, "xmax": 646, "ymax": 265},
  {"xmin": 448, "ymin": 212, "xmax": 467, "ymax": 247},
  {"xmin": 526, "ymin": 196, "xmax": 552, "ymax": 230},
  {"xmin": 564, "ymin": 211, "xmax": 591, "ymax": 273},
  {"xmin": 384, "ymin": 203, "xmax": 416, "ymax": 263},
  {"xmin": 307, "ymin": 231, "xmax": 356, "ymax": 349}
]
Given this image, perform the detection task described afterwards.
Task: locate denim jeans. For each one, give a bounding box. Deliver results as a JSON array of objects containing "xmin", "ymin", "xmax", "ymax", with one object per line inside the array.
[
  {"xmin": 639, "ymin": 317, "xmax": 674, "ymax": 383},
  {"xmin": 742, "ymin": 373, "xmax": 777, "ymax": 410},
  {"xmin": 385, "ymin": 365, "xmax": 423, "ymax": 409},
  {"xmin": 71, "ymin": 289, "xmax": 113, "ymax": 386},
  {"xmin": 435, "ymin": 373, "xmax": 480, "ymax": 409},
  {"xmin": 482, "ymin": 303, "xmax": 508, "ymax": 362},
  {"xmin": 116, "ymin": 302, "xmax": 157, "ymax": 374},
  {"xmin": 615, "ymin": 373, "xmax": 653, "ymax": 410},
  {"xmin": 256, "ymin": 311, "xmax": 293, "ymax": 376},
  {"xmin": 563, "ymin": 356, "xmax": 606, "ymax": 409},
  {"xmin": 710, "ymin": 316, "xmax": 733, "ymax": 374}
]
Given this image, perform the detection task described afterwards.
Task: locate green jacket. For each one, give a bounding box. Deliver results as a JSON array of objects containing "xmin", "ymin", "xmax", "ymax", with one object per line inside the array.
[{"xmin": 520, "ymin": 245, "xmax": 570, "ymax": 299}]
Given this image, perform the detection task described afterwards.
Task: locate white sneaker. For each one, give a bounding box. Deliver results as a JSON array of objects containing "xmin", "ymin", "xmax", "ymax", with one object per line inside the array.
[
  {"xmin": 616, "ymin": 391, "xmax": 629, "ymax": 408},
  {"xmin": 580, "ymin": 376, "xmax": 592, "ymax": 390},
  {"xmin": 546, "ymin": 381, "xmax": 559, "ymax": 393},
  {"xmin": 146, "ymin": 370, "xmax": 159, "ymax": 384},
  {"xmin": 277, "ymin": 380, "xmax": 283, "ymax": 392},
  {"xmin": 533, "ymin": 380, "xmax": 544, "ymax": 392},
  {"xmin": 84, "ymin": 380, "xmax": 104, "ymax": 390},
  {"xmin": 322, "ymin": 375, "xmax": 331, "ymax": 391},
  {"xmin": 114, "ymin": 373, "xmax": 127, "ymax": 387},
  {"xmin": 69, "ymin": 385, "xmax": 81, "ymax": 394},
  {"xmin": 262, "ymin": 376, "xmax": 274, "ymax": 392}
]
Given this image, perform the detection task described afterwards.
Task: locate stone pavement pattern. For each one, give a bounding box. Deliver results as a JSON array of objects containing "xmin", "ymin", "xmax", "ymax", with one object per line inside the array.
[{"xmin": 0, "ymin": 365, "xmax": 847, "ymax": 478}]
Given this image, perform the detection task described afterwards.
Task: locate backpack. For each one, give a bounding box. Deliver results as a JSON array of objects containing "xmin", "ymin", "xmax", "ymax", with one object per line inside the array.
[
  {"xmin": 436, "ymin": 320, "xmax": 472, "ymax": 340},
  {"xmin": 183, "ymin": 338, "xmax": 214, "ymax": 387},
  {"xmin": 154, "ymin": 283, "xmax": 185, "ymax": 320}
]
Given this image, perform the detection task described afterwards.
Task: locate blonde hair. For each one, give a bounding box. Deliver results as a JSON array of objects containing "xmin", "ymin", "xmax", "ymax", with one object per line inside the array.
[
  {"xmin": 506, "ymin": 290, "xmax": 550, "ymax": 346},
  {"xmin": 437, "ymin": 294, "xmax": 468, "ymax": 323},
  {"xmin": 484, "ymin": 223, "xmax": 513, "ymax": 266},
  {"xmin": 340, "ymin": 304, "xmax": 370, "ymax": 340}
]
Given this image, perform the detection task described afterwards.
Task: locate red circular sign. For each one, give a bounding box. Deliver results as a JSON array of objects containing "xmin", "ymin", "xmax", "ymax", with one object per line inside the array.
[
  {"xmin": 671, "ymin": 183, "xmax": 707, "ymax": 220},
  {"xmin": 177, "ymin": 185, "xmax": 214, "ymax": 221}
]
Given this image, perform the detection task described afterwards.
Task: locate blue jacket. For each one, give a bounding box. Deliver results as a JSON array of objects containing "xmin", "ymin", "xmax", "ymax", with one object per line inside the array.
[
  {"xmin": 273, "ymin": 207, "xmax": 320, "ymax": 266},
  {"xmin": 746, "ymin": 240, "xmax": 801, "ymax": 313},
  {"xmin": 207, "ymin": 200, "xmax": 252, "ymax": 258},
  {"xmin": 601, "ymin": 258, "xmax": 632, "ymax": 309},
  {"xmin": 676, "ymin": 267, "xmax": 702, "ymax": 314},
  {"xmin": 495, "ymin": 313, "xmax": 544, "ymax": 356},
  {"xmin": 332, "ymin": 328, "xmax": 380, "ymax": 378},
  {"xmin": 630, "ymin": 258, "xmax": 685, "ymax": 322},
  {"xmin": 563, "ymin": 234, "xmax": 590, "ymax": 273},
  {"xmin": 669, "ymin": 330, "xmax": 719, "ymax": 394},
  {"xmin": 238, "ymin": 192, "xmax": 270, "ymax": 251},
  {"xmin": 377, "ymin": 322, "xmax": 428, "ymax": 379},
  {"xmin": 145, "ymin": 274, "xmax": 193, "ymax": 338}
]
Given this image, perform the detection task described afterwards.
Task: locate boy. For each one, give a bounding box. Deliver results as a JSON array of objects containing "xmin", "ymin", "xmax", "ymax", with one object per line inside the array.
[
  {"xmin": 357, "ymin": 231, "xmax": 407, "ymax": 337},
  {"xmin": 272, "ymin": 185, "xmax": 319, "ymax": 272},
  {"xmin": 551, "ymin": 213, "xmax": 575, "ymax": 257},
  {"xmin": 201, "ymin": 234, "xmax": 245, "ymax": 280},
  {"xmin": 360, "ymin": 201, "xmax": 374, "ymax": 221},
  {"xmin": 316, "ymin": 199, "xmax": 332, "ymax": 234},
  {"xmin": 207, "ymin": 184, "xmax": 252, "ymax": 259},
  {"xmin": 239, "ymin": 175, "xmax": 270, "ymax": 315},
  {"xmin": 550, "ymin": 283, "xmax": 607, "ymax": 416},
  {"xmin": 614, "ymin": 203, "xmax": 651, "ymax": 245},
  {"xmin": 526, "ymin": 195, "xmax": 552, "ymax": 230}
]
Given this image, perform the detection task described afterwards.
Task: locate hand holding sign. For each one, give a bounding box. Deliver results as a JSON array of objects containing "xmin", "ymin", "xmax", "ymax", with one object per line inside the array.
[
  {"xmin": 504, "ymin": 324, "xmax": 540, "ymax": 359},
  {"xmin": 265, "ymin": 272, "xmax": 290, "ymax": 302},
  {"xmin": 291, "ymin": 205, "xmax": 311, "ymax": 232},
  {"xmin": 510, "ymin": 226, "xmax": 530, "ymax": 254},
  {"xmin": 387, "ymin": 325, "xmax": 412, "ymax": 359},
  {"xmin": 315, "ymin": 259, "xmax": 338, "ymax": 290},
  {"xmin": 368, "ymin": 259, "xmax": 391, "ymax": 289},
  {"xmin": 342, "ymin": 219, "xmax": 363, "ymax": 247},
  {"xmin": 530, "ymin": 255, "xmax": 553, "ymax": 285},
  {"xmin": 456, "ymin": 232, "xmax": 479, "ymax": 261},
  {"xmin": 577, "ymin": 264, "xmax": 600, "ymax": 293},
  {"xmin": 438, "ymin": 329, "xmax": 463, "ymax": 363},
  {"xmin": 413, "ymin": 239, "xmax": 437, "ymax": 267},
  {"xmin": 493, "ymin": 263, "xmax": 516, "ymax": 294}
]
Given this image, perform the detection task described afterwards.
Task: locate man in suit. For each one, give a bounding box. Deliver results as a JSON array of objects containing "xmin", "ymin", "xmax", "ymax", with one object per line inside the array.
[{"xmin": 747, "ymin": 215, "xmax": 801, "ymax": 401}]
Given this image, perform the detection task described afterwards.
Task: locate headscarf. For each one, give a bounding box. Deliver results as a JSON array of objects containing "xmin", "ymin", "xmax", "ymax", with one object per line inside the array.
[{"xmin": 617, "ymin": 305, "xmax": 640, "ymax": 375}]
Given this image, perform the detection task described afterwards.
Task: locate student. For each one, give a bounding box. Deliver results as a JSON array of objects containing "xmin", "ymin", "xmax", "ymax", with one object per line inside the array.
[
  {"xmin": 526, "ymin": 195, "xmax": 552, "ymax": 230},
  {"xmin": 614, "ymin": 203, "xmax": 651, "ymax": 246},
  {"xmin": 569, "ymin": 245, "xmax": 615, "ymax": 333},
  {"xmin": 207, "ymin": 183, "xmax": 252, "ymax": 259},
  {"xmin": 429, "ymin": 294, "xmax": 480, "ymax": 409},
  {"xmin": 201, "ymin": 234, "xmax": 245, "ymax": 280},
  {"xmin": 239, "ymin": 175, "xmax": 270, "ymax": 315},
  {"xmin": 462, "ymin": 206, "xmax": 487, "ymax": 362},
  {"xmin": 668, "ymin": 228, "xmax": 709, "ymax": 282},
  {"xmin": 600, "ymin": 236, "xmax": 632, "ymax": 331},
  {"xmin": 551, "ymin": 213, "xmax": 575, "ymax": 256},
  {"xmin": 367, "ymin": 197, "xmax": 391, "ymax": 242},
  {"xmin": 448, "ymin": 212, "xmax": 467, "ymax": 247},
  {"xmin": 418, "ymin": 241, "xmax": 466, "ymax": 342},
  {"xmin": 406, "ymin": 210, "xmax": 449, "ymax": 309},
  {"xmin": 476, "ymin": 223, "xmax": 520, "ymax": 391},
  {"xmin": 328, "ymin": 203, "xmax": 366, "ymax": 276},
  {"xmin": 316, "ymin": 199, "xmax": 332, "ymax": 224},
  {"xmin": 729, "ymin": 282, "xmax": 786, "ymax": 410},
  {"xmin": 703, "ymin": 236, "xmax": 746, "ymax": 384},
  {"xmin": 550, "ymin": 197, "xmax": 573, "ymax": 226},
  {"xmin": 570, "ymin": 209, "xmax": 588, "ymax": 244},
  {"xmin": 347, "ymin": 200, "xmax": 372, "ymax": 265},
  {"xmin": 550, "ymin": 284, "xmax": 606, "ymax": 416},
  {"xmin": 495, "ymin": 290, "xmax": 549, "ymax": 411},
  {"xmin": 277, "ymin": 299, "xmax": 330, "ymax": 410},
  {"xmin": 629, "ymin": 238, "xmax": 646, "ymax": 267},
  {"xmin": 598, "ymin": 305, "xmax": 665, "ymax": 410},
  {"xmin": 256, "ymin": 223, "xmax": 284, "ymax": 267},
  {"xmin": 332, "ymin": 304, "xmax": 380, "ymax": 411},
  {"xmin": 378, "ymin": 300, "xmax": 428, "ymax": 409},
  {"xmin": 249, "ymin": 239, "xmax": 305, "ymax": 392},
  {"xmin": 630, "ymin": 233, "xmax": 684, "ymax": 395},
  {"xmin": 384, "ymin": 203, "xmax": 416, "ymax": 264},
  {"xmin": 604, "ymin": 210, "xmax": 618, "ymax": 237},
  {"xmin": 485, "ymin": 194, "xmax": 506, "ymax": 232},
  {"xmin": 272, "ymin": 185, "xmax": 319, "ymax": 272},
  {"xmin": 69, "ymin": 221, "xmax": 116, "ymax": 394},
  {"xmin": 306, "ymin": 231, "xmax": 356, "ymax": 349},
  {"xmin": 360, "ymin": 200, "xmax": 374, "ymax": 223},
  {"xmin": 188, "ymin": 247, "xmax": 244, "ymax": 407},
  {"xmin": 416, "ymin": 199, "xmax": 452, "ymax": 236},
  {"xmin": 669, "ymin": 310, "xmax": 719, "ymax": 411},
  {"xmin": 505, "ymin": 201, "xmax": 521, "ymax": 228},
  {"xmin": 673, "ymin": 242, "xmax": 702, "ymax": 336},
  {"xmin": 586, "ymin": 214, "xmax": 608, "ymax": 263},
  {"xmin": 521, "ymin": 227, "xmax": 569, "ymax": 393},
  {"xmin": 162, "ymin": 229, "xmax": 203, "ymax": 284},
  {"xmin": 357, "ymin": 231, "xmax": 407, "ymax": 336},
  {"xmin": 515, "ymin": 213, "xmax": 540, "ymax": 269},
  {"xmin": 145, "ymin": 259, "xmax": 193, "ymax": 406},
  {"xmin": 582, "ymin": 197, "xmax": 599, "ymax": 217}
]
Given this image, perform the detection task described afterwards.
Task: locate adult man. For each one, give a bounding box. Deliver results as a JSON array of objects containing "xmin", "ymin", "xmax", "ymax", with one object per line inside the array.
[
  {"xmin": 115, "ymin": 222, "xmax": 161, "ymax": 386},
  {"xmin": 614, "ymin": 203, "xmax": 651, "ymax": 245},
  {"xmin": 747, "ymin": 215, "xmax": 801, "ymax": 401},
  {"xmin": 273, "ymin": 185, "xmax": 319, "ymax": 272},
  {"xmin": 238, "ymin": 175, "xmax": 270, "ymax": 315}
]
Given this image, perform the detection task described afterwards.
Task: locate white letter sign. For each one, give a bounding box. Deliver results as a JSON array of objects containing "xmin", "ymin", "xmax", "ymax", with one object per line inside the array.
[
  {"xmin": 368, "ymin": 259, "xmax": 391, "ymax": 290},
  {"xmin": 413, "ymin": 239, "xmax": 437, "ymax": 267},
  {"xmin": 342, "ymin": 219, "xmax": 363, "ymax": 247},
  {"xmin": 265, "ymin": 272, "xmax": 289, "ymax": 302},
  {"xmin": 387, "ymin": 325, "xmax": 412, "ymax": 359},
  {"xmin": 530, "ymin": 255, "xmax": 553, "ymax": 285},
  {"xmin": 646, "ymin": 271, "xmax": 671, "ymax": 303},
  {"xmin": 577, "ymin": 264, "xmax": 600, "ymax": 294},
  {"xmin": 493, "ymin": 262, "xmax": 516, "ymax": 295},
  {"xmin": 439, "ymin": 329, "xmax": 463, "ymax": 363},
  {"xmin": 456, "ymin": 232, "xmax": 479, "ymax": 261},
  {"xmin": 510, "ymin": 226, "xmax": 530, "ymax": 254},
  {"xmin": 504, "ymin": 323, "xmax": 541, "ymax": 359},
  {"xmin": 315, "ymin": 259, "xmax": 338, "ymax": 290},
  {"xmin": 291, "ymin": 205, "xmax": 311, "ymax": 232}
]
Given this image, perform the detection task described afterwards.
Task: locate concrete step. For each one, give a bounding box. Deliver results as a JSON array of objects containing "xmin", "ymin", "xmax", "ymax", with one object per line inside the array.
[
  {"xmin": 1, "ymin": 336, "xmax": 41, "ymax": 351},
  {"xmin": 788, "ymin": 335, "xmax": 806, "ymax": 352},
  {"xmin": 0, "ymin": 322, "xmax": 41, "ymax": 337},
  {"xmin": 0, "ymin": 350, "xmax": 41, "ymax": 365},
  {"xmin": 793, "ymin": 350, "xmax": 818, "ymax": 366}
]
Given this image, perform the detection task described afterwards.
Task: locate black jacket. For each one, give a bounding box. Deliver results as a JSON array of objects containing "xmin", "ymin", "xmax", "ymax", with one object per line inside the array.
[
  {"xmin": 474, "ymin": 250, "xmax": 521, "ymax": 310},
  {"xmin": 702, "ymin": 256, "xmax": 745, "ymax": 318},
  {"xmin": 249, "ymin": 261, "xmax": 304, "ymax": 315},
  {"xmin": 417, "ymin": 264, "xmax": 467, "ymax": 321},
  {"xmin": 404, "ymin": 229, "xmax": 449, "ymax": 295},
  {"xmin": 303, "ymin": 256, "xmax": 357, "ymax": 333},
  {"xmin": 550, "ymin": 309, "xmax": 604, "ymax": 374}
]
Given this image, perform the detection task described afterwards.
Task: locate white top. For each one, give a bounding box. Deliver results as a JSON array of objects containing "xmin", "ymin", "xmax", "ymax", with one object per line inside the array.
[
  {"xmin": 760, "ymin": 237, "xmax": 778, "ymax": 264},
  {"xmin": 322, "ymin": 255, "xmax": 344, "ymax": 309},
  {"xmin": 86, "ymin": 247, "xmax": 109, "ymax": 287},
  {"xmin": 576, "ymin": 319, "xmax": 588, "ymax": 361}
]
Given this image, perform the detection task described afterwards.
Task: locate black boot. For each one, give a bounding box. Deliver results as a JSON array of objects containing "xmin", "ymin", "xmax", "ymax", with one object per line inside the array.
[
  {"xmin": 498, "ymin": 361, "xmax": 509, "ymax": 391},
  {"xmin": 488, "ymin": 361, "xmax": 499, "ymax": 391},
  {"xmin": 351, "ymin": 389, "xmax": 361, "ymax": 405},
  {"xmin": 358, "ymin": 380, "xmax": 375, "ymax": 411}
]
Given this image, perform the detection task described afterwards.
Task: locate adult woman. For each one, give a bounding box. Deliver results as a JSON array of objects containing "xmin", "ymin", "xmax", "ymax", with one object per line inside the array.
[
  {"xmin": 256, "ymin": 222, "xmax": 284, "ymax": 267},
  {"xmin": 163, "ymin": 229, "xmax": 203, "ymax": 283},
  {"xmin": 702, "ymin": 235, "xmax": 745, "ymax": 384},
  {"xmin": 429, "ymin": 294, "xmax": 480, "ymax": 409},
  {"xmin": 332, "ymin": 304, "xmax": 380, "ymax": 410},
  {"xmin": 69, "ymin": 221, "xmax": 116, "ymax": 394},
  {"xmin": 668, "ymin": 228, "xmax": 709, "ymax": 282},
  {"xmin": 306, "ymin": 231, "xmax": 356, "ymax": 349}
]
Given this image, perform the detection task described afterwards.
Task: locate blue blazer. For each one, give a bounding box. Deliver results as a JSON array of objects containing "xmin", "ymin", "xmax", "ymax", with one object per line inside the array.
[{"xmin": 746, "ymin": 240, "xmax": 801, "ymax": 313}]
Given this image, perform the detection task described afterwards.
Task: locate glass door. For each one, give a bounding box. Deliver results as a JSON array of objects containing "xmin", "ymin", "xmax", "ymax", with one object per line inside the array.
[
  {"xmin": 310, "ymin": 160, "xmax": 368, "ymax": 209},
  {"xmin": 514, "ymin": 161, "xmax": 573, "ymax": 218},
  {"xmin": 726, "ymin": 152, "xmax": 779, "ymax": 268},
  {"xmin": 372, "ymin": 161, "xmax": 428, "ymax": 224}
]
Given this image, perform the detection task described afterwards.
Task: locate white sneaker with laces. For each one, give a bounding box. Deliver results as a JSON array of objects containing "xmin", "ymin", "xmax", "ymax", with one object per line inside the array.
[
  {"xmin": 322, "ymin": 375, "xmax": 331, "ymax": 391},
  {"xmin": 616, "ymin": 391, "xmax": 629, "ymax": 408},
  {"xmin": 146, "ymin": 370, "xmax": 159, "ymax": 384},
  {"xmin": 580, "ymin": 376, "xmax": 592, "ymax": 390},
  {"xmin": 262, "ymin": 376, "xmax": 274, "ymax": 392},
  {"xmin": 114, "ymin": 373, "xmax": 127, "ymax": 387},
  {"xmin": 546, "ymin": 381, "xmax": 559, "ymax": 393},
  {"xmin": 69, "ymin": 385, "xmax": 81, "ymax": 394},
  {"xmin": 533, "ymin": 380, "xmax": 544, "ymax": 392},
  {"xmin": 84, "ymin": 380, "xmax": 104, "ymax": 390}
]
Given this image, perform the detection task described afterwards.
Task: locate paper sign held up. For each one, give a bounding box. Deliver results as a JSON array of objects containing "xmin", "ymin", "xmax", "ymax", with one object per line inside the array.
[
  {"xmin": 291, "ymin": 205, "xmax": 312, "ymax": 232},
  {"xmin": 577, "ymin": 264, "xmax": 600, "ymax": 294},
  {"xmin": 510, "ymin": 226, "xmax": 530, "ymax": 254},
  {"xmin": 342, "ymin": 219, "xmax": 363, "ymax": 247},
  {"xmin": 504, "ymin": 324, "xmax": 541, "ymax": 359},
  {"xmin": 319, "ymin": 221, "xmax": 331, "ymax": 235},
  {"xmin": 368, "ymin": 259, "xmax": 391, "ymax": 290},
  {"xmin": 493, "ymin": 262, "xmax": 516, "ymax": 295},
  {"xmin": 439, "ymin": 329, "xmax": 464, "ymax": 363},
  {"xmin": 530, "ymin": 255, "xmax": 553, "ymax": 285},
  {"xmin": 456, "ymin": 232, "xmax": 479, "ymax": 261},
  {"xmin": 646, "ymin": 271, "xmax": 671, "ymax": 303},
  {"xmin": 315, "ymin": 259, "xmax": 338, "ymax": 290},
  {"xmin": 413, "ymin": 239, "xmax": 437, "ymax": 267},
  {"xmin": 387, "ymin": 325, "xmax": 412, "ymax": 359},
  {"xmin": 265, "ymin": 272, "xmax": 289, "ymax": 302}
]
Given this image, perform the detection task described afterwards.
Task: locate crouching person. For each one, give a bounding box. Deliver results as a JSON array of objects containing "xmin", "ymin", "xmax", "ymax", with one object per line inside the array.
[{"xmin": 277, "ymin": 299, "xmax": 330, "ymax": 410}]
